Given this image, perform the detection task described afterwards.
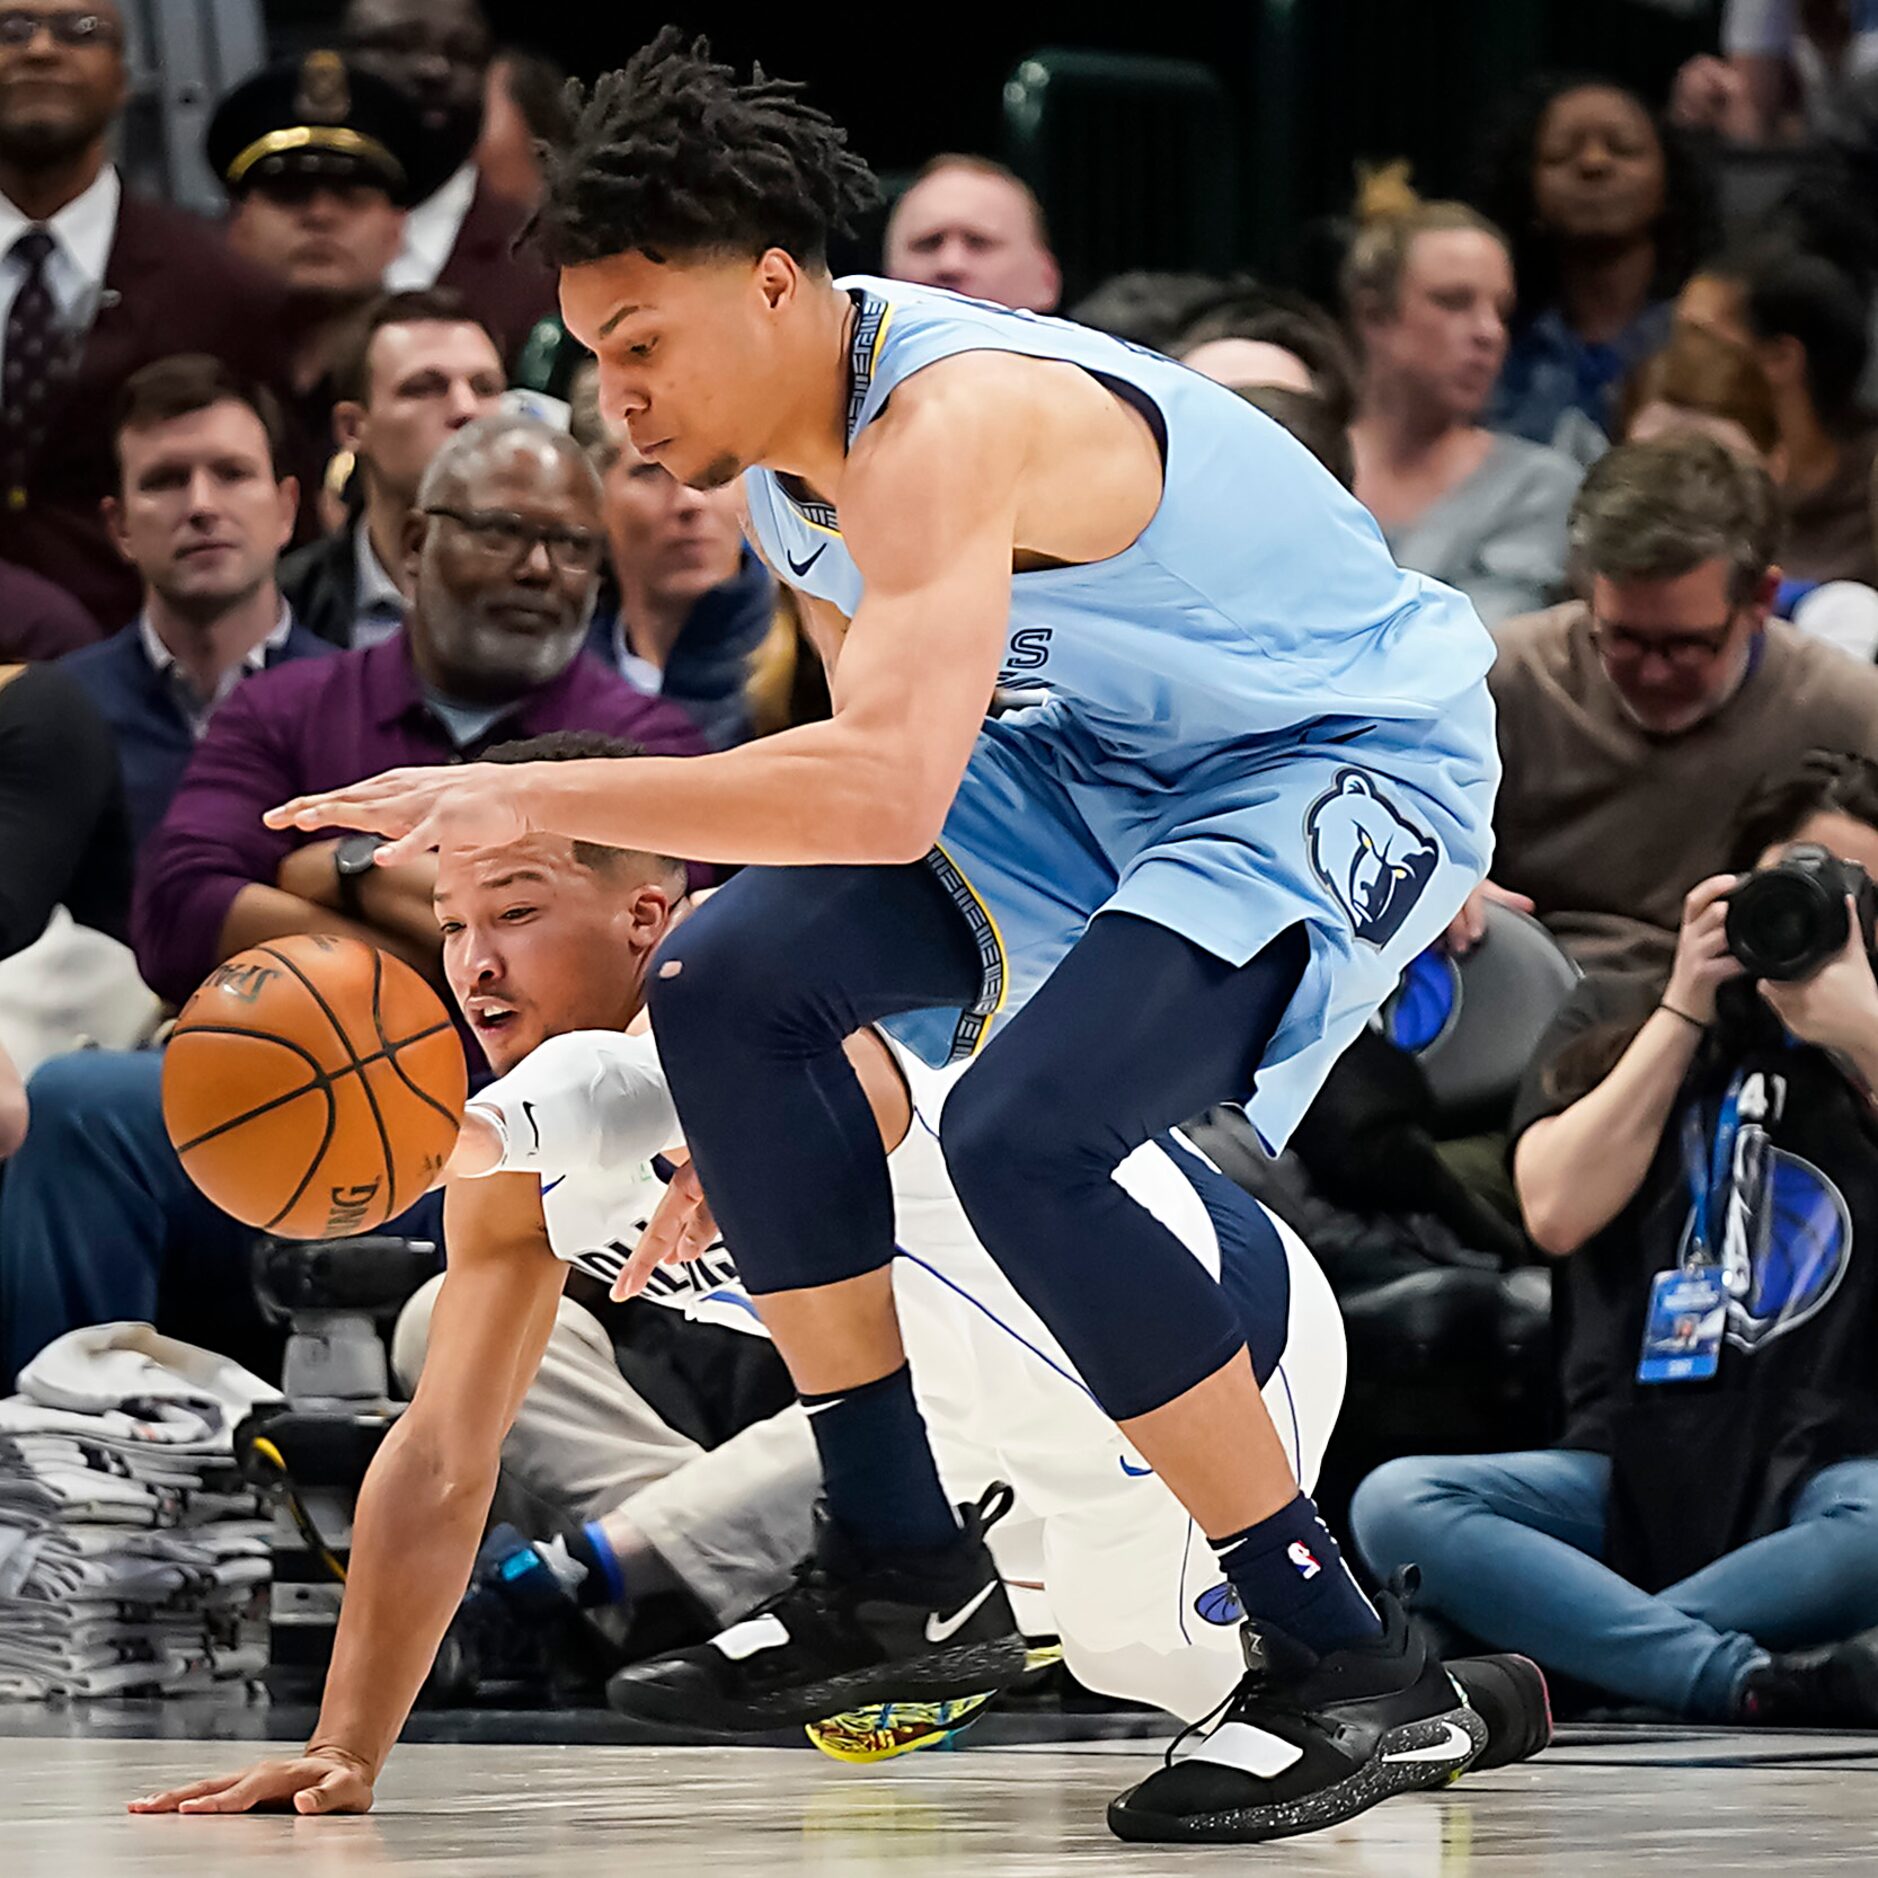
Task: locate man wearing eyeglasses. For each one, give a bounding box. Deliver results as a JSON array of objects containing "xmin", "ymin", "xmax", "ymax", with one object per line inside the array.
[
  {"xmin": 0, "ymin": 1, "xmax": 292, "ymax": 632},
  {"xmin": 1472, "ymin": 433, "xmax": 1878, "ymax": 983},
  {"xmin": 0, "ymin": 414, "xmax": 703, "ymax": 1393}
]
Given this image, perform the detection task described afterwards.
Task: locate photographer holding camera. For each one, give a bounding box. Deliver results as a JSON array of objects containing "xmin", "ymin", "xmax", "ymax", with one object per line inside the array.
[{"xmin": 1352, "ymin": 749, "xmax": 1878, "ymax": 1724}]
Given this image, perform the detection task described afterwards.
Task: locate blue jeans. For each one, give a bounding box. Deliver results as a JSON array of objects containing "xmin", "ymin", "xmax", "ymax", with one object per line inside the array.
[
  {"xmin": 1351, "ymin": 1448, "xmax": 1878, "ymax": 1720},
  {"xmin": 0, "ymin": 1050, "xmax": 443, "ymax": 1389}
]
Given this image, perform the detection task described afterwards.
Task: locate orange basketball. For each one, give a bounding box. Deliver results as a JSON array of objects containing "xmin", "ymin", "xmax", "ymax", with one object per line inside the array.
[{"xmin": 162, "ymin": 933, "xmax": 467, "ymax": 1239}]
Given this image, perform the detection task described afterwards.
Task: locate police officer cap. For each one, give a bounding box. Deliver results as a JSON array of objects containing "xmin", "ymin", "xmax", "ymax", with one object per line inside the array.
[{"xmin": 207, "ymin": 51, "xmax": 429, "ymax": 207}]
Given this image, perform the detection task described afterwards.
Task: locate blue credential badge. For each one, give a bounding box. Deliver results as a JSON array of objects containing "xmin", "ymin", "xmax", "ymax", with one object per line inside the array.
[{"xmin": 1637, "ymin": 1268, "xmax": 1727, "ymax": 1384}]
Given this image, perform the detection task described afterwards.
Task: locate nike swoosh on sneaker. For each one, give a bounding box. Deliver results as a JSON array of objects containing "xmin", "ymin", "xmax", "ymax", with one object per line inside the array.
[
  {"xmin": 924, "ymin": 1579, "xmax": 999, "ymax": 1644},
  {"xmin": 1381, "ymin": 1720, "xmax": 1477, "ymax": 1765}
]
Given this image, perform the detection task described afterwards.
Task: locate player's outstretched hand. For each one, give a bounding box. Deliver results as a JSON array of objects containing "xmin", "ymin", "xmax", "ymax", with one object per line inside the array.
[
  {"xmin": 129, "ymin": 1750, "xmax": 375, "ymax": 1816},
  {"xmin": 613, "ymin": 1152, "xmax": 718, "ymax": 1302},
  {"xmin": 265, "ymin": 763, "xmax": 534, "ymax": 865}
]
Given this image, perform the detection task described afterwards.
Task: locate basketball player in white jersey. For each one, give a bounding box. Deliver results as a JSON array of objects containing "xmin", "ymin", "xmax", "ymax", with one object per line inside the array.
[{"xmin": 134, "ymin": 737, "xmax": 1545, "ymax": 1818}]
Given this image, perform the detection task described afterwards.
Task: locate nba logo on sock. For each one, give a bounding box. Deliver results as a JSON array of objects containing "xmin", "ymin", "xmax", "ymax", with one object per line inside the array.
[{"xmin": 1287, "ymin": 1541, "xmax": 1323, "ymax": 1581}]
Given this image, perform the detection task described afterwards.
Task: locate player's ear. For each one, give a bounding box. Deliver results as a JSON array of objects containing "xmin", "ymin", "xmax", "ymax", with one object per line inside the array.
[
  {"xmin": 626, "ymin": 880, "xmax": 676, "ymax": 951},
  {"xmin": 756, "ymin": 248, "xmax": 798, "ymax": 313}
]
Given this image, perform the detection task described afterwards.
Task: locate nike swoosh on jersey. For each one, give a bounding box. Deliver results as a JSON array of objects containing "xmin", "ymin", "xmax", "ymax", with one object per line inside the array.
[
  {"xmin": 1118, "ymin": 1457, "xmax": 1154, "ymax": 1478},
  {"xmin": 539, "ymin": 1176, "xmax": 566, "ymax": 1197},
  {"xmin": 787, "ymin": 543, "xmax": 828, "ymax": 577},
  {"xmin": 924, "ymin": 1578, "xmax": 999, "ymax": 1644}
]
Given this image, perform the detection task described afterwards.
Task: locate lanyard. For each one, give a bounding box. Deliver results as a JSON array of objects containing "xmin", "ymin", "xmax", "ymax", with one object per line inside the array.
[{"xmin": 1682, "ymin": 1071, "xmax": 1759, "ymax": 1300}]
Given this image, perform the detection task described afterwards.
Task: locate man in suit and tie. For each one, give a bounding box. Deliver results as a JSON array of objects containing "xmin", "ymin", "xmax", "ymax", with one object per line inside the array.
[
  {"xmin": 0, "ymin": 0, "xmax": 293, "ymax": 633},
  {"xmin": 339, "ymin": 0, "xmax": 558, "ymax": 365}
]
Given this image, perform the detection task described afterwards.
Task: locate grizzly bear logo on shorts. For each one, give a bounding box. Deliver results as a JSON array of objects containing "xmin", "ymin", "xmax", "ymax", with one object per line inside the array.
[{"xmin": 1305, "ymin": 769, "xmax": 1437, "ymax": 949}]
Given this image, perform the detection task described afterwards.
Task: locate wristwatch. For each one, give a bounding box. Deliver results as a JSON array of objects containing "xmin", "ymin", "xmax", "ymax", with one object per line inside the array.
[{"xmin": 333, "ymin": 833, "xmax": 386, "ymax": 920}]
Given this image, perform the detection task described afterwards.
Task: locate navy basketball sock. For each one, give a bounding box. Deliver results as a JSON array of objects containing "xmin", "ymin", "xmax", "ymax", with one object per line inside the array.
[
  {"xmin": 1213, "ymin": 1493, "xmax": 1382, "ymax": 1657},
  {"xmin": 801, "ymin": 1364, "xmax": 961, "ymax": 1559}
]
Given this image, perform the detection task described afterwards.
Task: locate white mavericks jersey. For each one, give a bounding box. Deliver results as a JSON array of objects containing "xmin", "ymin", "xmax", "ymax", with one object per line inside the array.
[{"xmin": 464, "ymin": 1025, "xmax": 1347, "ymax": 1721}]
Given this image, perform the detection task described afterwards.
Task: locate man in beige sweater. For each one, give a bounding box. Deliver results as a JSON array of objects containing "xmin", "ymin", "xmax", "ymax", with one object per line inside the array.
[{"xmin": 1475, "ymin": 435, "xmax": 1878, "ymax": 984}]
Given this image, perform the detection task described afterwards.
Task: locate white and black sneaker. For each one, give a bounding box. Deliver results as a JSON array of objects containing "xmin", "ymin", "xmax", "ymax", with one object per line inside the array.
[
  {"xmin": 605, "ymin": 1484, "xmax": 1028, "ymax": 1734},
  {"xmin": 1108, "ymin": 1583, "xmax": 1487, "ymax": 1844}
]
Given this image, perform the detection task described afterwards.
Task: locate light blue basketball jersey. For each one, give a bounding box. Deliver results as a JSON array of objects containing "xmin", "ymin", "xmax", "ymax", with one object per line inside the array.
[{"xmin": 743, "ymin": 276, "xmax": 1495, "ymax": 766}]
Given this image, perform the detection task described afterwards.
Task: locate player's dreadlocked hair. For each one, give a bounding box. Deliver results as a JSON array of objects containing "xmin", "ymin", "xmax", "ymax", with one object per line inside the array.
[{"xmin": 535, "ymin": 28, "xmax": 879, "ymax": 270}]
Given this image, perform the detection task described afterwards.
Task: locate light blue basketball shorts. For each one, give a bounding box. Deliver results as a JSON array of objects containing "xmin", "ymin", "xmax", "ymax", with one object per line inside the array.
[{"xmin": 881, "ymin": 684, "xmax": 1500, "ymax": 1152}]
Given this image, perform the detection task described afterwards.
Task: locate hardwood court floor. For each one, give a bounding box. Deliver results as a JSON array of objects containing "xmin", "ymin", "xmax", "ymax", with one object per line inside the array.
[{"xmin": 5, "ymin": 1709, "xmax": 1878, "ymax": 1876}]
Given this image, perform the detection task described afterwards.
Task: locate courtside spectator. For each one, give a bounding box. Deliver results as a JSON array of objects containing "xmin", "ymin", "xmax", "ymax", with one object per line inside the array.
[
  {"xmin": 0, "ymin": 660, "xmax": 127, "ymax": 954},
  {"xmin": 0, "ymin": 0, "xmax": 290, "ymax": 632},
  {"xmin": 1478, "ymin": 77, "xmax": 1714, "ymax": 461},
  {"xmin": 0, "ymin": 416, "xmax": 704, "ymax": 1389},
  {"xmin": 1176, "ymin": 286, "xmax": 1361, "ymax": 429},
  {"xmin": 1344, "ymin": 168, "xmax": 1579, "ymax": 626},
  {"xmin": 210, "ymin": 51, "xmax": 426, "ymax": 508},
  {"xmin": 0, "ymin": 556, "xmax": 95, "ymax": 658},
  {"xmin": 61, "ymin": 357, "xmax": 332, "ymax": 852},
  {"xmin": 884, "ymin": 155, "xmax": 1060, "ymax": 312},
  {"xmin": 474, "ymin": 47, "xmax": 569, "ymax": 211},
  {"xmin": 136, "ymin": 414, "xmax": 703, "ymax": 1007},
  {"xmin": 1069, "ymin": 271, "xmax": 1227, "ymax": 352},
  {"xmin": 1620, "ymin": 324, "xmax": 1878, "ymax": 662},
  {"xmin": 340, "ymin": 0, "xmax": 558, "ymax": 361},
  {"xmin": 570, "ymin": 363, "xmax": 789, "ymax": 748},
  {"xmin": 279, "ymin": 290, "xmax": 506, "ymax": 649},
  {"xmin": 1356, "ymin": 751, "xmax": 1878, "ymax": 1727},
  {"xmin": 1680, "ymin": 242, "xmax": 1878, "ymax": 587},
  {"xmin": 1621, "ymin": 320, "xmax": 1784, "ymax": 467},
  {"xmin": 1470, "ymin": 435, "xmax": 1878, "ymax": 980}
]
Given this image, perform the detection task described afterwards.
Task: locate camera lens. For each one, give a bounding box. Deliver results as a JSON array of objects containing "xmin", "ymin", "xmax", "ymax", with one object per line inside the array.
[{"xmin": 1726, "ymin": 870, "xmax": 1847, "ymax": 981}]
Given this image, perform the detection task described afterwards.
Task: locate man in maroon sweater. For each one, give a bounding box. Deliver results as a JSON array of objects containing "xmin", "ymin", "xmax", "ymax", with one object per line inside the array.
[{"xmin": 0, "ymin": 415, "xmax": 701, "ymax": 1387}]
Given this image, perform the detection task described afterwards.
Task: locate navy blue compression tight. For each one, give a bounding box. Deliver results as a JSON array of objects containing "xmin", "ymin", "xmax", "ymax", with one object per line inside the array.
[{"xmin": 648, "ymin": 862, "xmax": 1307, "ymax": 1425}]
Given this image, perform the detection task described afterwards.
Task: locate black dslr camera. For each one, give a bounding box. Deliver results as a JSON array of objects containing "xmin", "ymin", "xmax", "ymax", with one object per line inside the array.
[{"xmin": 1724, "ymin": 844, "xmax": 1878, "ymax": 982}]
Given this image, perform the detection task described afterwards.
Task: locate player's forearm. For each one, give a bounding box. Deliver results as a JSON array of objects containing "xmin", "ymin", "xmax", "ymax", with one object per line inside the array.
[
  {"xmin": 517, "ymin": 723, "xmax": 948, "ymax": 867},
  {"xmin": 305, "ymin": 1414, "xmax": 498, "ymax": 1778},
  {"xmin": 218, "ymin": 884, "xmax": 440, "ymax": 985},
  {"xmin": 1514, "ymin": 1009, "xmax": 1702, "ymax": 1256}
]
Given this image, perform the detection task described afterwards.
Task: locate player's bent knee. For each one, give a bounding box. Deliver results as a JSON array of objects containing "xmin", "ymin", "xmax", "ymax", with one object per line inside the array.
[
  {"xmin": 16, "ymin": 1050, "xmax": 165, "ymax": 1167},
  {"xmin": 1349, "ymin": 1457, "xmax": 1445, "ymax": 1574},
  {"xmin": 940, "ymin": 1062, "xmax": 1099, "ymax": 1213},
  {"xmin": 647, "ymin": 901, "xmax": 818, "ymax": 1048}
]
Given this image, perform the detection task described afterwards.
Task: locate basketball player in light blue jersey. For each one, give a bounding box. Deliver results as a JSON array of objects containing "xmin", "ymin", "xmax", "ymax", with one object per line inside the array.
[{"xmin": 272, "ymin": 31, "xmax": 1503, "ymax": 1843}]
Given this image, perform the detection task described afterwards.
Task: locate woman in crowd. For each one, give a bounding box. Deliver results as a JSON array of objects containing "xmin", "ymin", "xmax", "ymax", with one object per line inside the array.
[
  {"xmin": 1478, "ymin": 76, "xmax": 1715, "ymax": 462},
  {"xmin": 1353, "ymin": 749, "xmax": 1878, "ymax": 1725},
  {"xmin": 1621, "ymin": 320, "xmax": 1878, "ymax": 660},
  {"xmin": 1344, "ymin": 167, "xmax": 1581, "ymax": 626}
]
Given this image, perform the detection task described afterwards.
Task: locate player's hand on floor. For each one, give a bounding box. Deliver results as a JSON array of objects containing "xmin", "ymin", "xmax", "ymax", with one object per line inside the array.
[
  {"xmin": 129, "ymin": 1750, "xmax": 375, "ymax": 1816},
  {"xmin": 265, "ymin": 762, "xmax": 535, "ymax": 865},
  {"xmin": 613, "ymin": 1152, "xmax": 718, "ymax": 1301}
]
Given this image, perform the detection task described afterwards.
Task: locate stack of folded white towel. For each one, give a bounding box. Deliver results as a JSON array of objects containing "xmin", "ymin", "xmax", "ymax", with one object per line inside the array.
[{"xmin": 0, "ymin": 1324, "xmax": 280, "ymax": 1697}]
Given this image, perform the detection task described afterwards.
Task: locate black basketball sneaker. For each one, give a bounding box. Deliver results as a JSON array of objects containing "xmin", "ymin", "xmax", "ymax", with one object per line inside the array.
[
  {"xmin": 1450, "ymin": 1652, "xmax": 1553, "ymax": 1771},
  {"xmin": 1108, "ymin": 1584, "xmax": 1488, "ymax": 1844},
  {"xmin": 605, "ymin": 1485, "xmax": 1029, "ymax": 1733}
]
